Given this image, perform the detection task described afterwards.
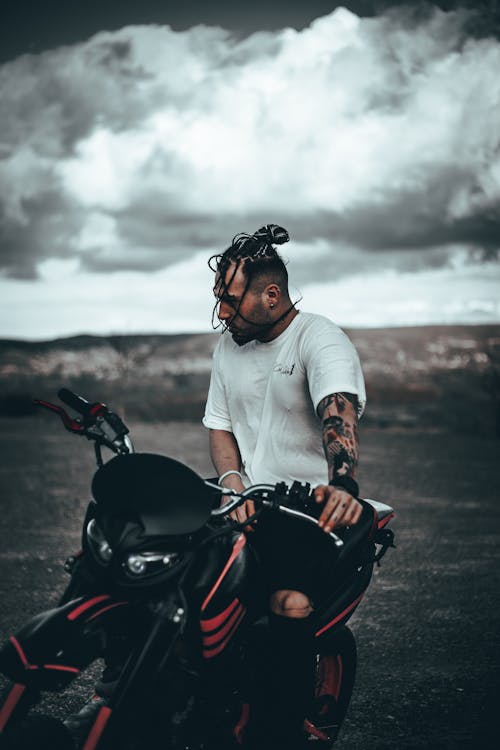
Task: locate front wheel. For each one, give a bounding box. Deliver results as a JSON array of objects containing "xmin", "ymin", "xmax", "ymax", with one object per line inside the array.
[{"xmin": 305, "ymin": 625, "xmax": 357, "ymax": 746}]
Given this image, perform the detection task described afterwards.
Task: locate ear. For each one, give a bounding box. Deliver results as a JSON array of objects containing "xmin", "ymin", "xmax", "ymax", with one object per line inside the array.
[{"xmin": 265, "ymin": 283, "xmax": 280, "ymax": 307}]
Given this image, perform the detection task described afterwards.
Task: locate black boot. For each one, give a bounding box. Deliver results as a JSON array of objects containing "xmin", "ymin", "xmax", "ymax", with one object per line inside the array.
[
  {"xmin": 63, "ymin": 694, "xmax": 109, "ymax": 749},
  {"xmin": 63, "ymin": 660, "xmax": 121, "ymax": 747}
]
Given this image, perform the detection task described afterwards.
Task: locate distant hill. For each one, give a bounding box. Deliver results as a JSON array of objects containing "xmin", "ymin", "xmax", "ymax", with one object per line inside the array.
[{"xmin": 1, "ymin": 325, "xmax": 499, "ymax": 434}]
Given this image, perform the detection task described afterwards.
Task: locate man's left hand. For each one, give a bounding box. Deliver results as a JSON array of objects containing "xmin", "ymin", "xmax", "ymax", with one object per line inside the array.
[{"xmin": 313, "ymin": 485, "xmax": 362, "ymax": 532}]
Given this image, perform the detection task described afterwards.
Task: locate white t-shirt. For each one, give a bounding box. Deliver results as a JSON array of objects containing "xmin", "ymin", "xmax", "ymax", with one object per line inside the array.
[{"xmin": 202, "ymin": 312, "xmax": 366, "ymax": 487}]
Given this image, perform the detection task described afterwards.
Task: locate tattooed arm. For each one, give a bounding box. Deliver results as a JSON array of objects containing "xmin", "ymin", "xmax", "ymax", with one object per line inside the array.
[
  {"xmin": 313, "ymin": 392, "xmax": 363, "ymax": 531},
  {"xmin": 318, "ymin": 392, "xmax": 359, "ymax": 481}
]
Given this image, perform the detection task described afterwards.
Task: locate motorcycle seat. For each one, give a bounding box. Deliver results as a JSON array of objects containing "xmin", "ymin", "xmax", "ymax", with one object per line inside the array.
[{"xmin": 362, "ymin": 498, "xmax": 394, "ymax": 521}]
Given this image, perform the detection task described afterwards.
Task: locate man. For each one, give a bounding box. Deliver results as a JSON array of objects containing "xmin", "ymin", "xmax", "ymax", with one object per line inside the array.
[{"xmin": 203, "ymin": 224, "xmax": 366, "ymax": 749}]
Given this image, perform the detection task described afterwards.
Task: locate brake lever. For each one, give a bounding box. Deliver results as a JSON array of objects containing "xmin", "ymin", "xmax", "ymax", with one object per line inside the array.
[
  {"xmin": 33, "ymin": 399, "xmax": 85, "ymax": 434},
  {"xmin": 34, "ymin": 398, "xmax": 132, "ymax": 457}
]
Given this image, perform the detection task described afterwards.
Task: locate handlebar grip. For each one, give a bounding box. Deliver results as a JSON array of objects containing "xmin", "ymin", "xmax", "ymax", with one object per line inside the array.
[{"xmin": 58, "ymin": 388, "xmax": 92, "ymax": 415}]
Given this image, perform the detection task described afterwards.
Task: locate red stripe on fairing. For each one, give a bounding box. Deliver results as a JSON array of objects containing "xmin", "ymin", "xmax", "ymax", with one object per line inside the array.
[
  {"xmin": 0, "ymin": 683, "xmax": 26, "ymax": 732},
  {"xmin": 7, "ymin": 637, "xmax": 79, "ymax": 677},
  {"xmin": 86, "ymin": 601, "xmax": 128, "ymax": 622},
  {"xmin": 201, "ymin": 534, "xmax": 246, "ymax": 611},
  {"xmin": 67, "ymin": 595, "xmax": 110, "ymax": 621},
  {"xmin": 317, "ymin": 653, "xmax": 343, "ymax": 705},
  {"xmin": 378, "ymin": 512, "xmax": 395, "ymax": 529},
  {"xmin": 314, "ymin": 592, "xmax": 365, "ymax": 637},
  {"xmin": 203, "ymin": 607, "xmax": 246, "ymax": 658},
  {"xmin": 200, "ymin": 598, "xmax": 239, "ymax": 632},
  {"xmin": 82, "ymin": 705, "xmax": 113, "ymax": 750},
  {"xmin": 202, "ymin": 603, "xmax": 244, "ymax": 647},
  {"xmin": 43, "ymin": 664, "xmax": 80, "ymax": 674},
  {"xmin": 9, "ymin": 637, "xmax": 28, "ymax": 667},
  {"xmin": 8, "ymin": 637, "xmax": 79, "ymax": 676},
  {"xmin": 303, "ymin": 718, "xmax": 330, "ymax": 742}
]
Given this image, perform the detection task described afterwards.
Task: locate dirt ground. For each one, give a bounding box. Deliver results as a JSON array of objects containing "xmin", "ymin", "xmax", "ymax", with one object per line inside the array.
[{"xmin": 0, "ymin": 415, "xmax": 498, "ymax": 749}]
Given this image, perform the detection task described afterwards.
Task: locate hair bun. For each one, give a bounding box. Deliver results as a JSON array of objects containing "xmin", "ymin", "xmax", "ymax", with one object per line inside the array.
[{"xmin": 253, "ymin": 224, "xmax": 289, "ymax": 246}]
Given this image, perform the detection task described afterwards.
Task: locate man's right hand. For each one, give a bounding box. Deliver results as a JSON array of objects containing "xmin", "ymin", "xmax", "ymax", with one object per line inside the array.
[{"xmin": 219, "ymin": 474, "xmax": 255, "ymax": 530}]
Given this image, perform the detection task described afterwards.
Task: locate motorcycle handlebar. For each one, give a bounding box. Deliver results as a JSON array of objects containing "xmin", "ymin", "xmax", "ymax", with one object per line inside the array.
[
  {"xmin": 36, "ymin": 389, "xmax": 133, "ymax": 460},
  {"xmin": 58, "ymin": 388, "xmax": 109, "ymax": 424},
  {"xmin": 58, "ymin": 388, "xmax": 93, "ymax": 416},
  {"xmin": 209, "ymin": 481, "xmax": 344, "ymax": 548}
]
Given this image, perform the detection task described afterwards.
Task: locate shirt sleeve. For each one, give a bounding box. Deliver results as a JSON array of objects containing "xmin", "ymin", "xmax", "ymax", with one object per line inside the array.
[
  {"xmin": 301, "ymin": 318, "xmax": 366, "ymax": 417},
  {"xmin": 202, "ymin": 339, "xmax": 233, "ymax": 431}
]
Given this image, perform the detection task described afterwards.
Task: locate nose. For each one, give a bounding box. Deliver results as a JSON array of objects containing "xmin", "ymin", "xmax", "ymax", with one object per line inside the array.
[{"xmin": 218, "ymin": 300, "xmax": 233, "ymax": 321}]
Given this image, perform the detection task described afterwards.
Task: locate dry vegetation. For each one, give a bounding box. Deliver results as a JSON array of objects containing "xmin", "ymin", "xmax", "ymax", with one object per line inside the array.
[{"xmin": 0, "ymin": 325, "xmax": 499, "ymax": 434}]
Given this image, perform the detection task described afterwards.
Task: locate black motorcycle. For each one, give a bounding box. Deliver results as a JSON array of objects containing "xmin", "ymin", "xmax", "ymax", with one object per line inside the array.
[{"xmin": 0, "ymin": 389, "xmax": 395, "ymax": 750}]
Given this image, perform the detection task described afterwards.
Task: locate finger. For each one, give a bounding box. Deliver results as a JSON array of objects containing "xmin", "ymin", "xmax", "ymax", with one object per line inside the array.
[
  {"xmin": 343, "ymin": 499, "xmax": 363, "ymax": 525},
  {"xmin": 244, "ymin": 500, "xmax": 256, "ymax": 532},
  {"xmin": 345, "ymin": 500, "xmax": 361, "ymax": 521},
  {"xmin": 323, "ymin": 496, "xmax": 353, "ymax": 531},
  {"xmin": 314, "ymin": 486, "xmax": 327, "ymax": 504},
  {"xmin": 330, "ymin": 499, "xmax": 363, "ymax": 529},
  {"xmin": 235, "ymin": 506, "xmax": 248, "ymax": 525},
  {"xmin": 318, "ymin": 493, "xmax": 344, "ymax": 527},
  {"xmin": 349, "ymin": 502, "xmax": 363, "ymax": 525}
]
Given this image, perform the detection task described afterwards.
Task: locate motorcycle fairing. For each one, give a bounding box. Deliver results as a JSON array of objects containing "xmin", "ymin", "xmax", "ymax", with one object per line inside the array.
[
  {"xmin": 313, "ymin": 572, "xmax": 371, "ymax": 640},
  {"xmin": 0, "ymin": 594, "xmax": 129, "ymax": 690},
  {"xmin": 200, "ymin": 596, "xmax": 247, "ymax": 659},
  {"xmin": 82, "ymin": 454, "xmax": 219, "ymax": 596},
  {"xmin": 200, "ymin": 534, "xmax": 247, "ymax": 659},
  {"xmin": 91, "ymin": 453, "xmax": 214, "ymax": 536},
  {"xmin": 201, "ymin": 533, "xmax": 247, "ymax": 611},
  {"xmin": 182, "ymin": 531, "xmax": 259, "ymax": 660},
  {"xmin": 309, "ymin": 502, "xmax": 378, "ymax": 643}
]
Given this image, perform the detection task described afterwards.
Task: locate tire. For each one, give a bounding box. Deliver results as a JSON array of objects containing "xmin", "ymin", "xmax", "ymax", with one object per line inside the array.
[
  {"xmin": 0, "ymin": 715, "xmax": 75, "ymax": 750},
  {"xmin": 306, "ymin": 625, "xmax": 357, "ymax": 746}
]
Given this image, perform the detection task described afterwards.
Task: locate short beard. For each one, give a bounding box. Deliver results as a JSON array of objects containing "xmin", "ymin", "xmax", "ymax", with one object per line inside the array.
[
  {"xmin": 228, "ymin": 303, "xmax": 297, "ymax": 346},
  {"xmin": 231, "ymin": 329, "xmax": 257, "ymax": 346}
]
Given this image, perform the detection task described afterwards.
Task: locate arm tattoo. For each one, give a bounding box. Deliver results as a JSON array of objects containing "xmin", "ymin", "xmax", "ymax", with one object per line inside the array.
[{"xmin": 317, "ymin": 393, "xmax": 359, "ymax": 482}]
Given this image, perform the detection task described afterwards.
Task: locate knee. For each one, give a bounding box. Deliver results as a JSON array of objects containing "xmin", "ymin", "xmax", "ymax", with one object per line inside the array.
[{"xmin": 269, "ymin": 589, "xmax": 313, "ymax": 618}]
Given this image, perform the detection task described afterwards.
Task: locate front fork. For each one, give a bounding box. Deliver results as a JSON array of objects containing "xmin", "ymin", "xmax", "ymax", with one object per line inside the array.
[{"xmin": 79, "ymin": 593, "xmax": 186, "ymax": 750}]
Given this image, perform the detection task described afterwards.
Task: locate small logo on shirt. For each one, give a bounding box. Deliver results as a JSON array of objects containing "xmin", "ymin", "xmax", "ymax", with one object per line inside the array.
[{"xmin": 273, "ymin": 362, "xmax": 296, "ymax": 375}]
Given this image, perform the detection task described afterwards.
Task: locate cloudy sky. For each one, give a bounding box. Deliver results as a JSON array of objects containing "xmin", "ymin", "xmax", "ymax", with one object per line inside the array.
[{"xmin": 1, "ymin": 0, "xmax": 499, "ymax": 339}]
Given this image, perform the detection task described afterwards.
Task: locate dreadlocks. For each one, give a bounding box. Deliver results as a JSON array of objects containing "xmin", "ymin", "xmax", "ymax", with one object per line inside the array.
[
  {"xmin": 209, "ymin": 223, "xmax": 290, "ymax": 286},
  {"xmin": 209, "ymin": 224, "xmax": 294, "ymax": 340}
]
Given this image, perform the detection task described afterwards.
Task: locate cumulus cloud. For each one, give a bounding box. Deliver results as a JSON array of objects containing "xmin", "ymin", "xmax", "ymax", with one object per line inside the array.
[{"xmin": 0, "ymin": 4, "xmax": 499, "ymax": 326}]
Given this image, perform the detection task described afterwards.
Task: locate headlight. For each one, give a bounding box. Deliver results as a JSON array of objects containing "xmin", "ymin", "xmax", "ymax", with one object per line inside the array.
[
  {"xmin": 87, "ymin": 519, "xmax": 113, "ymax": 564},
  {"xmin": 124, "ymin": 551, "xmax": 180, "ymax": 578}
]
